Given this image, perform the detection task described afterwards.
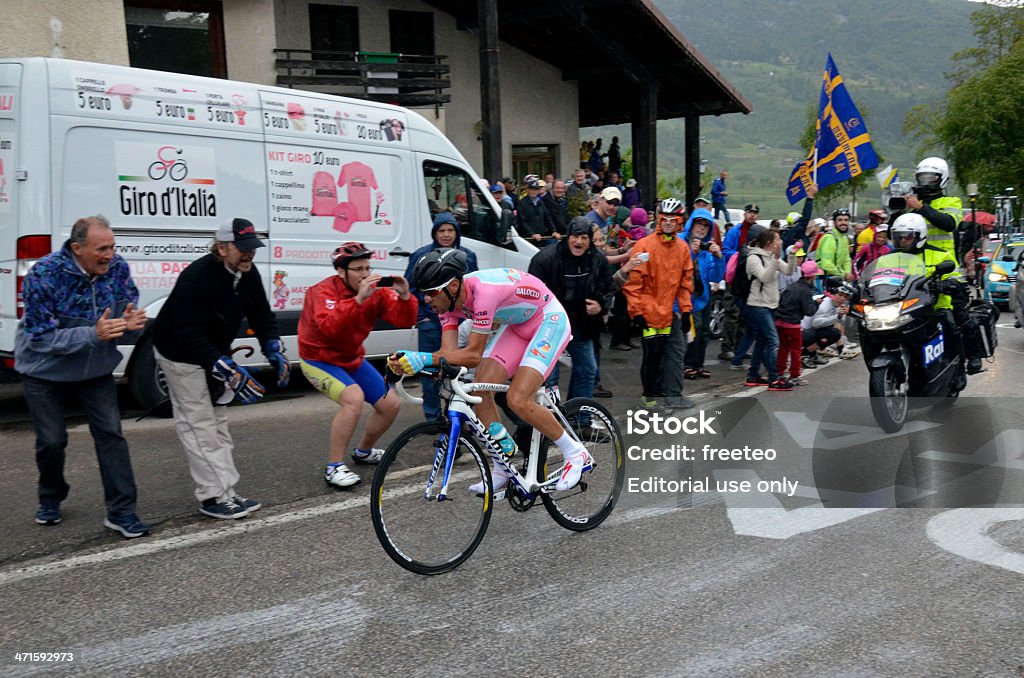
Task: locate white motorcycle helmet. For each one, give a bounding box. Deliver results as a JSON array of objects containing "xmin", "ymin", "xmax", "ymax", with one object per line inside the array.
[
  {"xmin": 890, "ymin": 213, "xmax": 928, "ymax": 252},
  {"xmin": 915, "ymin": 156, "xmax": 949, "ymax": 191}
]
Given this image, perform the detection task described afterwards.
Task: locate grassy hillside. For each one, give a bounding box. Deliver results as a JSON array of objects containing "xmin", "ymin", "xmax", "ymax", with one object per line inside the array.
[{"xmin": 584, "ymin": 0, "xmax": 978, "ymax": 218}]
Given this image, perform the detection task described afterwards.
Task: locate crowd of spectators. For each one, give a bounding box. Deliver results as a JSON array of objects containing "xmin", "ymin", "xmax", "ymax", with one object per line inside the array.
[
  {"xmin": 22, "ymin": 153, "xmax": 962, "ymax": 538},
  {"xmin": 467, "ymin": 160, "xmax": 916, "ymax": 404}
]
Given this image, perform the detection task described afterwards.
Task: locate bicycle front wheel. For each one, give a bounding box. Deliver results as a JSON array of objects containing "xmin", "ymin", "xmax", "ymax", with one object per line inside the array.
[
  {"xmin": 370, "ymin": 421, "xmax": 492, "ymax": 575},
  {"xmin": 541, "ymin": 398, "xmax": 625, "ymax": 531}
]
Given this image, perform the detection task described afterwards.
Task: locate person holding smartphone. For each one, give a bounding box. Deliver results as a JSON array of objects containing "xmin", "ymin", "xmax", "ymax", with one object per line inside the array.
[{"xmin": 298, "ymin": 241, "xmax": 418, "ymax": 489}]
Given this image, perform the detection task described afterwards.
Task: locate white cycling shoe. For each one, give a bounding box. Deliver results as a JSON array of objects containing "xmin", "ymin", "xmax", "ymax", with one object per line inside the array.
[
  {"xmin": 553, "ymin": 449, "xmax": 594, "ymax": 491},
  {"xmin": 324, "ymin": 463, "xmax": 360, "ymax": 488},
  {"xmin": 468, "ymin": 469, "xmax": 510, "ymax": 497}
]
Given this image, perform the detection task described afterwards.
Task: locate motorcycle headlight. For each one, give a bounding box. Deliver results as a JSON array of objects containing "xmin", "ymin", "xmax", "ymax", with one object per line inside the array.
[{"xmin": 863, "ymin": 302, "xmax": 912, "ymax": 331}]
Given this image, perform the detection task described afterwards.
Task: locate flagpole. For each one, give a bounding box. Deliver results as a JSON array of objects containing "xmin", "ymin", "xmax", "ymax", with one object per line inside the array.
[{"xmin": 812, "ymin": 147, "xmax": 818, "ymax": 186}]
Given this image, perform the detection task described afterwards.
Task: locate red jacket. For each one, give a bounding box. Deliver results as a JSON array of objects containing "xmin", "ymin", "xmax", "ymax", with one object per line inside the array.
[{"xmin": 298, "ymin": 275, "xmax": 417, "ymax": 369}]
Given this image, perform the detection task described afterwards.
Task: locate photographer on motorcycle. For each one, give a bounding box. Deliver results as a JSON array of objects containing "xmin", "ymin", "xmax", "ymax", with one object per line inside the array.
[
  {"xmin": 889, "ymin": 213, "xmax": 983, "ymax": 375},
  {"xmin": 903, "ymin": 157, "xmax": 963, "ymax": 264}
]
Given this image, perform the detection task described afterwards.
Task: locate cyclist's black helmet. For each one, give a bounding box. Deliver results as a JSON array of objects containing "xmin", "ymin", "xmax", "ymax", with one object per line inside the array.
[{"xmin": 412, "ymin": 248, "xmax": 469, "ymax": 290}]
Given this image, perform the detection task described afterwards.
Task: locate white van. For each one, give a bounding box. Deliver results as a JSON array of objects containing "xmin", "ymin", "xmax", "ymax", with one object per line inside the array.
[{"xmin": 0, "ymin": 58, "xmax": 533, "ymax": 409}]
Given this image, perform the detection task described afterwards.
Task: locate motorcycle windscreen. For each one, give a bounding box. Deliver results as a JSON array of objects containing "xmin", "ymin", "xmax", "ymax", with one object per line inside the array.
[{"xmin": 861, "ymin": 252, "xmax": 928, "ymax": 303}]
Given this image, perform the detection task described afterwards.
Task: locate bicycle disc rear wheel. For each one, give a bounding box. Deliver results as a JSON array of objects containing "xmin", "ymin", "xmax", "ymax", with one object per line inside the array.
[
  {"xmin": 370, "ymin": 421, "xmax": 492, "ymax": 575},
  {"xmin": 541, "ymin": 398, "xmax": 625, "ymax": 531}
]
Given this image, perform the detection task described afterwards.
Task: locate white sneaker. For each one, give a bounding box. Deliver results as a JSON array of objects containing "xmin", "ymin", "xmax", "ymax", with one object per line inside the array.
[
  {"xmin": 820, "ymin": 346, "xmax": 839, "ymax": 358},
  {"xmin": 554, "ymin": 449, "xmax": 594, "ymax": 491},
  {"xmin": 352, "ymin": 448, "xmax": 384, "ymax": 465},
  {"xmin": 839, "ymin": 347, "xmax": 860, "ymax": 359},
  {"xmin": 468, "ymin": 469, "xmax": 510, "ymax": 497},
  {"xmin": 324, "ymin": 463, "xmax": 360, "ymax": 488}
]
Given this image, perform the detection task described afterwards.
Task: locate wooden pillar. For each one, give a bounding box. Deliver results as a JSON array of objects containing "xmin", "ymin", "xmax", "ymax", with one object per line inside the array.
[
  {"xmin": 478, "ymin": 0, "xmax": 502, "ymax": 182},
  {"xmin": 631, "ymin": 85, "xmax": 658, "ymax": 210},
  {"xmin": 685, "ymin": 114, "xmax": 700, "ymax": 208}
]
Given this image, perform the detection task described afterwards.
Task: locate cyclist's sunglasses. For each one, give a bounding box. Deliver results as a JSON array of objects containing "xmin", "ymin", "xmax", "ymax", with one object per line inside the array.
[{"xmin": 422, "ymin": 278, "xmax": 456, "ymax": 298}]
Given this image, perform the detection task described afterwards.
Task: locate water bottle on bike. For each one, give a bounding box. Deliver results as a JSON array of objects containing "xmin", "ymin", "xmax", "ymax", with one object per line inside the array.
[{"xmin": 487, "ymin": 422, "xmax": 517, "ymax": 458}]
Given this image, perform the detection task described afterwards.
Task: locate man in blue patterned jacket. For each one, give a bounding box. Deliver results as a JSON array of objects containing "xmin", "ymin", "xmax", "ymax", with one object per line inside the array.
[{"xmin": 15, "ymin": 215, "xmax": 150, "ymax": 538}]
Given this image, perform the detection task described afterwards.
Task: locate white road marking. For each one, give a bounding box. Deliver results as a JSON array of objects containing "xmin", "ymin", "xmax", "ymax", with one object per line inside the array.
[
  {"xmin": 15, "ymin": 592, "xmax": 370, "ymax": 676},
  {"xmin": 927, "ymin": 508, "xmax": 1024, "ymax": 576},
  {"xmin": 918, "ymin": 429, "xmax": 1024, "ymax": 470},
  {"xmin": 714, "ymin": 469, "xmax": 884, "ymax": 539},
  {"xmin": 0, "ymin": 471, "xmax": 475, "ymax": 588},
  {"xmin": 774, "ymin": 411, "xmax": 940, "ymax": 449}
]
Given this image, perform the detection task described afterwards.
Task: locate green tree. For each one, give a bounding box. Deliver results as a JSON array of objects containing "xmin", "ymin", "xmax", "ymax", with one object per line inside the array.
[
  {"xmin": 938, "ymin": 39, "xmax": 1024, "ymax": 199},
  {"xmin": 566, "ymin": 191, "xmax": 590, "ymax": 218},
  {"xmin": 905, "ymin": 2, "xmax": 1024, "ymax": 200},
  {"xmin": 947, "ymin": 3, "xmax": 1024, "ymax": 87}
]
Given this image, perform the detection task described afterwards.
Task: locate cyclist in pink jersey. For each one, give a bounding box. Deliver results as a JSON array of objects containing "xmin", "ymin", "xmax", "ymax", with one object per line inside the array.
[{"xmin": 389, "ymin": 249, "xmax": 592, "ymax": 493}]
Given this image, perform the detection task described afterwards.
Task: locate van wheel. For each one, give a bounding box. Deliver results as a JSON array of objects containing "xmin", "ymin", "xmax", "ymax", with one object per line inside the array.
[{"xmin": 129, "ymin": 335, "xmax": 171, "ymax": 416}]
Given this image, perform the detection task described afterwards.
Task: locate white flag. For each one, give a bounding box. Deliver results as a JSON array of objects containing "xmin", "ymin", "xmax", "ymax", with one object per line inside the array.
[{"xmin": 876, "ymin": 164, "xmax": 898, "ymax": 188}]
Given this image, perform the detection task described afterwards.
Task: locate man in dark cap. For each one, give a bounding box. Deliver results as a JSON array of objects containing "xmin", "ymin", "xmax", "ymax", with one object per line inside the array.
[
  {"xmin": 528, "ymin": 216, "xmax": 614, "ymax": 419},
  {"xmin": 153, "ymin": 218, "xmax": 290, "ymax": 520},
  {"xmin": 516, "ymin": 176, "xmax": 559, "ymax": 244}
]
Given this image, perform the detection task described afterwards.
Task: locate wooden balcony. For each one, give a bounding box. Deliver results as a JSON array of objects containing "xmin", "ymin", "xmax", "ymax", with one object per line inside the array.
[{"xmin": 274, "ymin": 49, "xmax": 451, "ymax": 107}]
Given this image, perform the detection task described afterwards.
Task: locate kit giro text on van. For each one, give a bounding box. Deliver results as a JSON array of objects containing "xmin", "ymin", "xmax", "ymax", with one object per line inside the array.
[{"xmin": 119, "ymin": 185, "xmax": 217, "ymax": 217}]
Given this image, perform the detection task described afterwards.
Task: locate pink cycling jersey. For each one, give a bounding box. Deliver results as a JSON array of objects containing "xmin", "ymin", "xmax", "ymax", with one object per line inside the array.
[
  {"xmin": 439, "ymin": 269, "xmax": 554, "ymax": 334},
  {"xmin": 439, "ymin": 268, "xmax": 571, "ymax": 379}
]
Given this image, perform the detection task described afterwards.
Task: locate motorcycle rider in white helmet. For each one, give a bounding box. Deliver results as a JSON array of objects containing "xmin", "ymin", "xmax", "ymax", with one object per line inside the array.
[{"xmin": 904, "ymin": 157, "xmax": 963, "ymax": 265}]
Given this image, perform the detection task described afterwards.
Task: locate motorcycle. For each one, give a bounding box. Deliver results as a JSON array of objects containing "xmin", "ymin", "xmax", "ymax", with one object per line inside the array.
[{"xmin": 849, "ymin": 253, "xmax": 965, "ymax": 433}]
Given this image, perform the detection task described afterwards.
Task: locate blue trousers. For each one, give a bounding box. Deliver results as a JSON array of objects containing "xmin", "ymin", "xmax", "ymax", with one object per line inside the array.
[
  {"xmin": 546, "ymin": 336, "xmax": 597, "ymax": 401},
  {"xmin": 417, "ymin": 318, "xmax": 443, "ymax": 420},
  {"xmin": 23, "ymin": 373, "xmax": 139, "ymax": 517},
  {"xmin": 746, "ymin": 306, "xmax": 781, "ymax": 382}
]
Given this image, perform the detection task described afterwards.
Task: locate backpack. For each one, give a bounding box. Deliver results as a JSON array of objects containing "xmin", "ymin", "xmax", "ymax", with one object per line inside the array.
[
  {"xmin": 310, "ymin": 171, "xmax": 338, "ymax": 216},
  {"xmin": 730, "ymin": 248, "xmax": 765, "ymax": 302},
  {"xmin": 725, "ymin": 251, "xmax": 740, "ymax": 284}
]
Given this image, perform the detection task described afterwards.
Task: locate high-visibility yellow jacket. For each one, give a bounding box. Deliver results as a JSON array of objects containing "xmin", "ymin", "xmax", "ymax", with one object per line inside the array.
[{"xmin": 919, "ymin": 196, "xmax": 962, "ymax": 263}]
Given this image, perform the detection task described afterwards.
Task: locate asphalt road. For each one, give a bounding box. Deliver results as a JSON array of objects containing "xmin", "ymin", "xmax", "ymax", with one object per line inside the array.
[{"xmin": 1, "ymin": 326, "xmax": 1023, "ymax": 677}]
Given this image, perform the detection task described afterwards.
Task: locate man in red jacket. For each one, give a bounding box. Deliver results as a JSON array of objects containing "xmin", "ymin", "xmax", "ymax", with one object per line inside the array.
[{"xmin": 298, "ymin": 242, "xmax": 417, "ymax": 488}]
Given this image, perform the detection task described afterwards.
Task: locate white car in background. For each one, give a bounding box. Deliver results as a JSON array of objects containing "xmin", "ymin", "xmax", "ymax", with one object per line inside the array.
[
  {"xmin": 720, "ymin": 208, "xmax": 777, "ymax": 229},
  {"xmin": 724, "ymin": 208, "xmax": 744, "ymax": 224}
]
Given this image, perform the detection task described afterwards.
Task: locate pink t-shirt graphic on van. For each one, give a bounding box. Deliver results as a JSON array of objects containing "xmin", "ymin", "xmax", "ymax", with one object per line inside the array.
[{"xmin": 338, "ymin": 161, "xmax": 378, "ymax": 222}]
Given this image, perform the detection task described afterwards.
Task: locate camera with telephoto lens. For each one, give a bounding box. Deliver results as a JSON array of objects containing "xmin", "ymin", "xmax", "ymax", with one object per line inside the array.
[{"xmin": 887, "ymin": 181, "xmax": 917, "ymax": 210}]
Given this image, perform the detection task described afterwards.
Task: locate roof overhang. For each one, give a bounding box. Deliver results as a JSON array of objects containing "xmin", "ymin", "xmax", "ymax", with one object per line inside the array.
[{"xmin": 422, "ymin": 0, "xmax": 752, "ymax": 126}]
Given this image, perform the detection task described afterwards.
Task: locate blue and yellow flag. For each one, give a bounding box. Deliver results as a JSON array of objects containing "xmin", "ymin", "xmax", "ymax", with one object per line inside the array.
[{"xmin": 786, "ymin": 53, "xmax": 879, "ymax": 205}]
